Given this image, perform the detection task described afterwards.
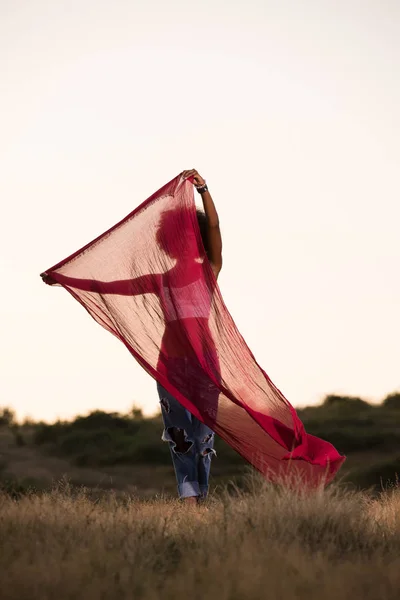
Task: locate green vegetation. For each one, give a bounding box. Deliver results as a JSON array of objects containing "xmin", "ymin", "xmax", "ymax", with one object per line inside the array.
[
  {"xmin": 298, "ymin": 394, "xmax": 400, "ymax": 454},
  {"xmin": 0, "ymin": 392, "xmax": 399, "ymax": 495},
  {"xmin": 33, "ymin": 410, "xmax": 168, "ymax": 467},
  {"xmin": 32, "ymin": 408, "xmax": 244, "ymax": 469}
]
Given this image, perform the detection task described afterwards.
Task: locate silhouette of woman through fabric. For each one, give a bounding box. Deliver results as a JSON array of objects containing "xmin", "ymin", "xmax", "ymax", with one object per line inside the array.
[
  {"xmin": 42, "ymin": 170, "xmax": 224, "ymax": 502},
  {"xmin": 41, "ymin": 170, "xmax": 346, "ymax": 496}
]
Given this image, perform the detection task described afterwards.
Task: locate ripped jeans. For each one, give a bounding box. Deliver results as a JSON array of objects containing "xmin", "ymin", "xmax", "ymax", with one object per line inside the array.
[{"xmin": 157, "ymin": 381, "xmax": 216, "ymax": 499}]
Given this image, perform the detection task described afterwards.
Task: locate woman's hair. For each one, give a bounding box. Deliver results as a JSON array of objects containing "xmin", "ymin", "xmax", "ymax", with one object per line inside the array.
[
  {"xmin": 156, "ymin": 207, "xmax": 209, "ymax": 259},
  {"xmin": 196, "ymin": 209, "xmax": 209, "ymax": 258}
]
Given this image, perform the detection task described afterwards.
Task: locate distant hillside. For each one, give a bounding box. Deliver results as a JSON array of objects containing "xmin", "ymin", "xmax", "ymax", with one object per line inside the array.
[{"xmin": 1, "ymin": 392, "xmax": 399, "ymax": 497}]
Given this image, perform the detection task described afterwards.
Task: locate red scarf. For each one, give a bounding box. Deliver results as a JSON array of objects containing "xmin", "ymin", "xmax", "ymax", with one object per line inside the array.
[{"xmin": 42, "ymin": 174, "xmax": 345, "ymax": 487}]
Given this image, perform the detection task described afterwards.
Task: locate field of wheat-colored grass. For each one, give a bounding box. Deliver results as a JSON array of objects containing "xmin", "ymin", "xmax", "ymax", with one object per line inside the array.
[{"xmin": 0, "ymin": 475, "xmax": 399, "ymax": 600}]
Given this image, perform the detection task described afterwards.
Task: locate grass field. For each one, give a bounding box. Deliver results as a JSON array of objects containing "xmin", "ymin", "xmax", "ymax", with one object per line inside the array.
[
  {"xmin": 1, "ymin": 398, "xmax": 399, "ymax": 599},
  {"xmin": 0, "ymin": 476, "xmax": 399, "ymax": 600}
]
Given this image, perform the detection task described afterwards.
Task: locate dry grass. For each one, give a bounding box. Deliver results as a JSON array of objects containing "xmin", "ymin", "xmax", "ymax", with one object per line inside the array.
[{"xmin": 0, "ymin": 475, "xmax": 399, "ymax": 600}]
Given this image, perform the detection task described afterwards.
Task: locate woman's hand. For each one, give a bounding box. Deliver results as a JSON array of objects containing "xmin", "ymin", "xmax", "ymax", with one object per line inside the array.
[
  {"xmin": 181, "ymin": 169, "xmax": 205, "ymax": 188},
  {"xmin": 40, "ymin": 272, "xmax": 57, "ymax": 285}
]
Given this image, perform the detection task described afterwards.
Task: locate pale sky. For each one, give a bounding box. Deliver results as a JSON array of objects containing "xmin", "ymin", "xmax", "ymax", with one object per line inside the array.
[{"xmin": 1, "ymin": 0, "xmax": 399, "ymax": 423}]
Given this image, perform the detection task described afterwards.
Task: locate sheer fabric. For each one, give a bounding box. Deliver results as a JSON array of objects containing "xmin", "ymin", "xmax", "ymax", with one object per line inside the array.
[{"xmin": 42, "ymin": 174, "xmax": 345, "ymax": 486}]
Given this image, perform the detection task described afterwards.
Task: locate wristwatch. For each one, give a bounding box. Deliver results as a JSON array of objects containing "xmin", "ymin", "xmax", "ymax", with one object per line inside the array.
[{"xmin": 195, "ymin": 183, "xmax": 208, "ymax": 194}]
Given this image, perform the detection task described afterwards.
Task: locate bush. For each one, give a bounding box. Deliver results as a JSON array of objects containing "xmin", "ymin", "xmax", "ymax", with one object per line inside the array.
[
  {"xmin": 33, "ymin": 411, "xmax": 165, "ymax": 466},
  {"xmin": 34, "ymin": 421, "xmax": 70, "ymax": 445},
  {"xmin": 383, "ymin": 392, "xmax": 400, "ymax": 410},
  {"xmin": 0, "ymin": 407, "xmax": 16, "ymax": 427},
  {"xmin": 72, "ymin": 411, "xmax": 136, "ymax": 431},
  {"xmin": 323, "ymin": 395, "xmax": 372, "ymax": 412}
]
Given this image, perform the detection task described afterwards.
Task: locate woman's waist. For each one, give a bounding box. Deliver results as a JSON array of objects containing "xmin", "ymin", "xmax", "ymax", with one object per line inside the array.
[{"xmin": 156, "ymin": 355, "xmax": 220, "ymax": 385}]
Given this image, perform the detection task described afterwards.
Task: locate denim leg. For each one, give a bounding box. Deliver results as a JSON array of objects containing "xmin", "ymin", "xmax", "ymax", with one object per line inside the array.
[
  {"xmin": 157, "ymin": 382, "xmax": 200, "ymax": 498},
  {"xmin": 192, "ymin": 417, "xmax": 216, "ymax": 498}
]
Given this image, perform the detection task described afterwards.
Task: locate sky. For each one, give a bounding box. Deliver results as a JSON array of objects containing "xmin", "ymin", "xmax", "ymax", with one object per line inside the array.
[{"xmin": 1, "ymin": 0, "xmax": 399, "ymax": 423}]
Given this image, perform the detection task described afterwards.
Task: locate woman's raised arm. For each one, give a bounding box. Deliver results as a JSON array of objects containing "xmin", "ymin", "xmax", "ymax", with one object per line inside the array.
[{"xmin": 182, "ymin": 169, "xmax": 223, "ymax": 279}]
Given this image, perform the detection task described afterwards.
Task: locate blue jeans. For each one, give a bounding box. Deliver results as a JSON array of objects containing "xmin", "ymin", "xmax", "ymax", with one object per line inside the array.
[{"xmin": 157, "ymin": 381, "xmax": 216, "ymax": 499}]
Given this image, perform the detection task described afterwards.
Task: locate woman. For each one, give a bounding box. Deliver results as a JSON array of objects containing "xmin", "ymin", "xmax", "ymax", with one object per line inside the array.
[
  {"xmin": 41, "ymin": 169, "xmax": 223, "ymax": 504},
  {"xmin": 156, "ymin": 169, "xmax": 223, "ymax": 504}
]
